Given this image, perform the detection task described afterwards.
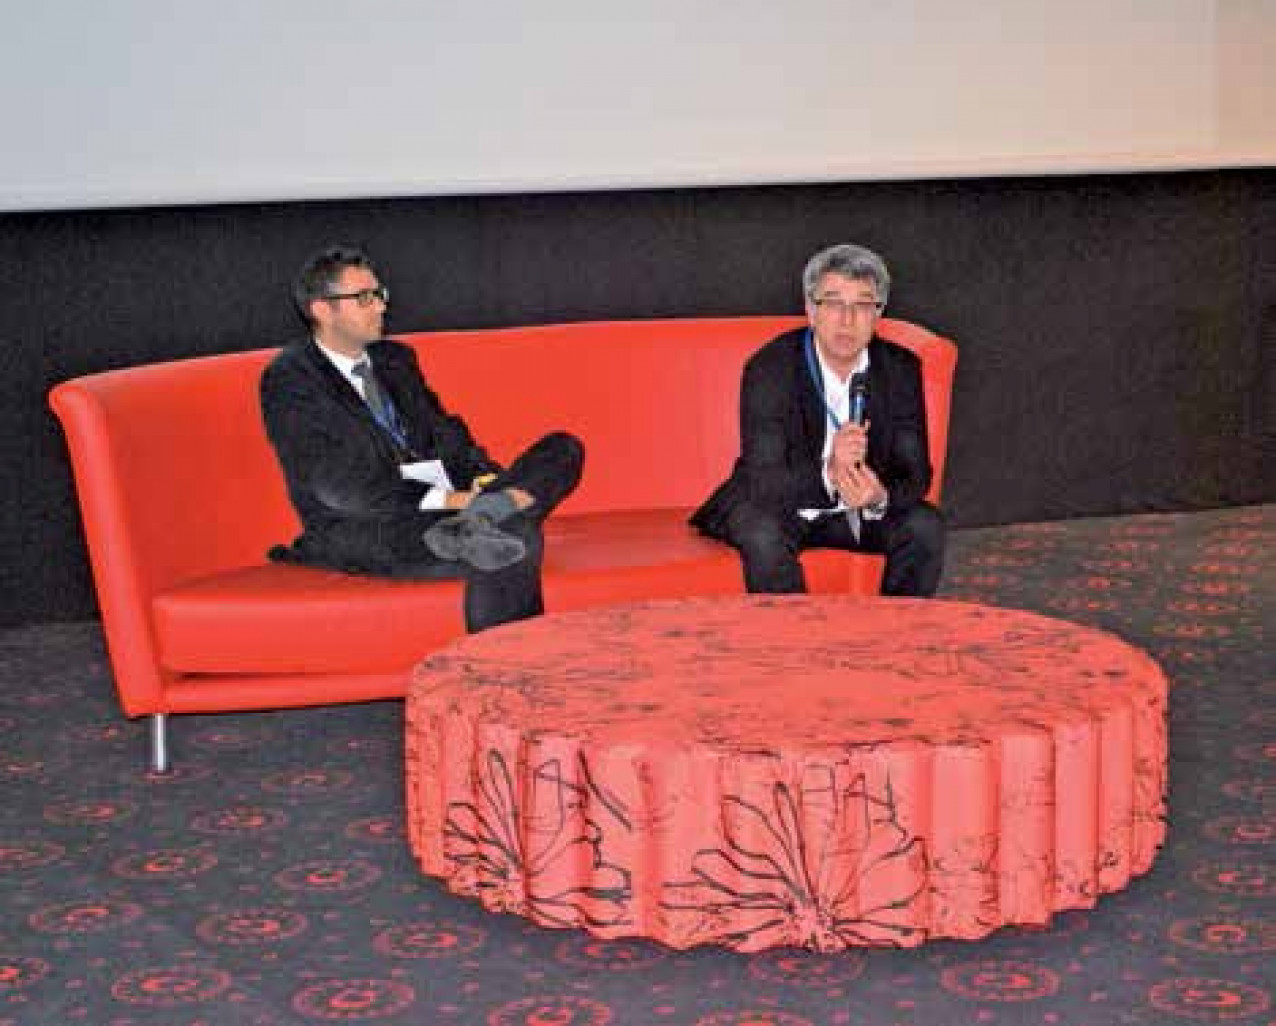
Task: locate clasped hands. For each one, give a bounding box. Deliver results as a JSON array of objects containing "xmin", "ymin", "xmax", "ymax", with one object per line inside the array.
[
  {"xmin": 826, "ymin": 421, "xmax": 887, "ymax": 510},
  {"xmin": 446, "ymin": 485, "xmax": 535, "ymax": 511}
]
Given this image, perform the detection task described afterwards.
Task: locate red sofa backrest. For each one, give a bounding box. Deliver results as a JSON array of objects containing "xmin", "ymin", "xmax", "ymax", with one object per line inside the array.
[{"xmin": 403, "ymin": 316, "xmax": 957, "ymax": 515}]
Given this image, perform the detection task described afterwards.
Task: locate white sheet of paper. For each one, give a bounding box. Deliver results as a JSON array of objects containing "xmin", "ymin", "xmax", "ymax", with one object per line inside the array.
[{"xmin": 399, "ymin": 459, "xmax": 455, "ymax": 492}]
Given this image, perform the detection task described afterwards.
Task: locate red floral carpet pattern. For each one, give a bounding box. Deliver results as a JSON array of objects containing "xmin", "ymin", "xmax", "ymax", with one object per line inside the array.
[
  {"xmin": 407, "ymin": 598, "xmax": 1167, "ymax": 951},
  {"xmin": 0, "ymin": 505, "xmax": 1271, "ymax": 1024}
]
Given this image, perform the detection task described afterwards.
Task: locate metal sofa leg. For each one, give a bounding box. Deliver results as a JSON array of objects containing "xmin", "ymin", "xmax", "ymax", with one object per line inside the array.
[{"xmin": 149, "ymin": 713, "xmax": 171, "ymax": 775}]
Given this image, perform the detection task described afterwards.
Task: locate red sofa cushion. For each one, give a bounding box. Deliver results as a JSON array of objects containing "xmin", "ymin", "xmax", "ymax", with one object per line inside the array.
[{"xmin": 152, "ymin": 509, "xmax": 880, "ymax": 675}]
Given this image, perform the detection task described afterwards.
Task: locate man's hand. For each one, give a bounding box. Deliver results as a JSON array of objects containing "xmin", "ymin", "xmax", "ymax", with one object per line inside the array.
[
  {"xmin": 444, "ymin": 490, "xmax": 477, "ymax": 510},
  {"xmin": 827, "ymin": 419, "xmax": 884, "ymax": 509},
  {"xmin": 829, "ymin": 459, "xmax": 887, "ymax": 511},
  {"xmin": 449, "ymin": 487, "xmax": 534, "ymax": 513},
  {"xmin": 505, "ymin": 487, "xmax": 535, "ymax": 511},
  {"xmin": 830, "ymin": 421, "xmax": 869, "ymax": 470}
]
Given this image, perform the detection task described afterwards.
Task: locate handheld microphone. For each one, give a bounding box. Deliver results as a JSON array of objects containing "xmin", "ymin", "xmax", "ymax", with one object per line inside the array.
[{"xmin": 849, "ymin": 374, "xmax": 869, "ymax": 427}]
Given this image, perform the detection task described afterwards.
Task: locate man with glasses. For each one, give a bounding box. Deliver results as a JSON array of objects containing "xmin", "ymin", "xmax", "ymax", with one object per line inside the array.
[
  {"xmin": 691, "ymin": 243, "xmax": 943, "ymax": 596},
  {"xmin": 260, "ymin": 246, "xmax": 583, "ymax": 631}
]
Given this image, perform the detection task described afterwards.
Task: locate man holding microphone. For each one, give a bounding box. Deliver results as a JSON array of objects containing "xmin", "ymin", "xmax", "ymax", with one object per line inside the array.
[{"xmin": 690, "ymin": 243, "xmax": 944, "ymax": 596}]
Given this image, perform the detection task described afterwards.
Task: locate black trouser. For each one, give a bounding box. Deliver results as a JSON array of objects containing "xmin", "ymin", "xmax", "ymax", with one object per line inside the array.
[
  {"xmin": 459, "ymin": 431, "xmax": 584, "ymax": 631},
  {"xmin": 717, "ymin": 499, "xmax": 945, "ymax": 597},
  {"xmin": 383, "ymin": 431, "xmax": 585, "ymax": 631}
]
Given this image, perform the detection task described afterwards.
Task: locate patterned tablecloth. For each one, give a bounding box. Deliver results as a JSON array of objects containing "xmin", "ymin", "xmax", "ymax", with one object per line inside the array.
[{"xmin": 405, "ymin": 596, "xmax": 1168, "ymax": 951}]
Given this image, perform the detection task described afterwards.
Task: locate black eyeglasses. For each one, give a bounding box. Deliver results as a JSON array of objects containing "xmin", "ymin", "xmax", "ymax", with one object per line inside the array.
[
  {"xmin": 813, "ymin": 297, "xmax": 883, "ymax": 318},
  {"xmin": 324, "ymin": 286, "xmax": 389, "ymax": 307}
]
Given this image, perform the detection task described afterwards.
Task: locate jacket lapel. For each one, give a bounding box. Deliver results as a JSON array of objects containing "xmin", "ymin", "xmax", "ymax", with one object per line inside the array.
[
  {"xmin": 299, "ymin": 339, "xmax": 367, "ymax": 417},
  {"xmin": 865, "ymin": 338, "xmax": 892, "ymax": 465},
  {"xmin": 790, "ymin": 329, "xmax": 826, "ymax": 460}
]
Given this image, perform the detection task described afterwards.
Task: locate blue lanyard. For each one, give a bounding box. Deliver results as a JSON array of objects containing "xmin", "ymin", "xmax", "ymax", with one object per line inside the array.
[
  {"xmin": 804, "ymin": 329, "xmax": 845, "ymax": 431},
  {"xmin": 369, "ymin": 396, "xmax": 410, "ymax": 452}
]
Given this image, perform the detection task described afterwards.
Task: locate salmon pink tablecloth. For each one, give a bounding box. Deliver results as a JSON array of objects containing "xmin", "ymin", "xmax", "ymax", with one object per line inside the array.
[{"xmin": 405, "ymin": 596, "xmax": 1168, "ymax": 951}]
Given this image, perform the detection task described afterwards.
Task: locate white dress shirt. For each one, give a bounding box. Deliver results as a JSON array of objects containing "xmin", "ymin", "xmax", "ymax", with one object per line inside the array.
[{"xmin": 798, "ymin": 346, "xmax": 871, "ymax": 522}]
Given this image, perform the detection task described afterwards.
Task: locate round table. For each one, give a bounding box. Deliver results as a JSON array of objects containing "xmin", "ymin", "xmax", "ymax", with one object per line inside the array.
[{"xmin": 405, "ymin": 596, "xmax": 1168, "ymax": 951}]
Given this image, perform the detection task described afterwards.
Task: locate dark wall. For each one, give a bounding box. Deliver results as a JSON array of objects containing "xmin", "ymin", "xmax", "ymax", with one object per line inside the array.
[{"xmin": 3, "ymin": 170, "xmax": 1273, "ymax": 626}]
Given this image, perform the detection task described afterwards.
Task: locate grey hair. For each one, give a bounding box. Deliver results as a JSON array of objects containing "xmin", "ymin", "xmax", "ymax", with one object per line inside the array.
[{"xmin": 802, "ymin": 244, "xmax": 891, "ymax": 306}]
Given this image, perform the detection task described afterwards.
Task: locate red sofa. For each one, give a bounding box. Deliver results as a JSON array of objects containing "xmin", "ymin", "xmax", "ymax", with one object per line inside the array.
[{"xmin": 50, "ymin": 316, "xmax": 957, "ymax": 770}]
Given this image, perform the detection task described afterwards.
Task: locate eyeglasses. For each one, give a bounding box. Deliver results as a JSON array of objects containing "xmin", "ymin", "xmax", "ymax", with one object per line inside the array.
[
  {"xmin": 813, "ymin": 297, "xmax": 883, "ymax": 318},
  {"xmin": 324, "ymin": 286, "xmax": 389, "ymax": 307}
]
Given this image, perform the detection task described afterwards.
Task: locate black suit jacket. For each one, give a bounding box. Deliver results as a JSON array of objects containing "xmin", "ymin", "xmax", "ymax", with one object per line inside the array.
[
  {"xmin": 691, "ymin": 327, "xmax": 933, "ymax": 536},
  {"xmin": 260, "ymin": 338, "xmax": 500, "ymax": 572}
]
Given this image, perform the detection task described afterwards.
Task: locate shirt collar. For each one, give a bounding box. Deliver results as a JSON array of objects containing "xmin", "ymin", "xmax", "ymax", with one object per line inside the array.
[
  {"xmin": 313, "ymin": 338, "xmax": 367, "ymax": 385},
  {"xmin": 814, "ymin": 342, "xmax": 870, "ymax": 395}
]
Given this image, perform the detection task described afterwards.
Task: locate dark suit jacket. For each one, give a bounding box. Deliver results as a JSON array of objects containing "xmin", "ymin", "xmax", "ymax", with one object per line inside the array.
[
  {"xmin": 260, "ymin": 338, "xmax": 500, "ymax": 573},
  {"xmin": 691, "ymin": 327, "xmax": 932, "ymax": 536}
]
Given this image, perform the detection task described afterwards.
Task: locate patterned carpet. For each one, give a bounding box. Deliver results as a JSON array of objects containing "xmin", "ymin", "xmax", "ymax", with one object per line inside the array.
[{"xmin": 1, "ymin": 505, "xmax": 1272, "ymax": 1025}]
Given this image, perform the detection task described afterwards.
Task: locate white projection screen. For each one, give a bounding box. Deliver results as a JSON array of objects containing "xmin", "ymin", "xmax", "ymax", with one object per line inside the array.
[{"xmin": 3, "ymin": 0, "xmax": 1273, "ymax": 212}]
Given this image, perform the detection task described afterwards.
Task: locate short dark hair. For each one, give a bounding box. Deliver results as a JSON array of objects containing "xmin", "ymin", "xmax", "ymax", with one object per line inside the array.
[{"xmin": 292, "ymin": 246, "xmax": 377, "ymax": 326}]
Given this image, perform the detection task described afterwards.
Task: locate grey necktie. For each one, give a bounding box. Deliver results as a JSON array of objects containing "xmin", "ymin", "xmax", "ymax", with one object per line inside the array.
[
  {"xmin": 847, "ymin": 508, "xmax": 861, "ymax": 543},
  {"xmin": 351, "ymin": 359, "xmax": 393, "ymax": 427}
]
